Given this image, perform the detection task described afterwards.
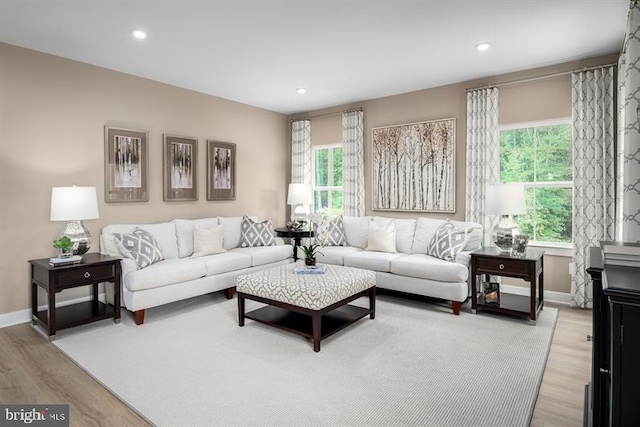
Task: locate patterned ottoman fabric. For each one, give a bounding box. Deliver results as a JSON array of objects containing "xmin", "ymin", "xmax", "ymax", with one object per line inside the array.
[{"xmin": 237, "ymin": 264, "xmax": 376, "ymax": 310}]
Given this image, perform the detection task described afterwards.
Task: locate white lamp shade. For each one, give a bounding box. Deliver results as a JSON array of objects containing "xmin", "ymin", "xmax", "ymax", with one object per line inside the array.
[
  {"xmin": 485, "ymin": 183, "xmax": 526, "ymax": 216},
  {"xmin": 287, "ymin": 183, "xmax": 312, "ymax": 205},
  {"xmin": 50, "ymin": 186, "xmax": 99, "ymax": 221}
]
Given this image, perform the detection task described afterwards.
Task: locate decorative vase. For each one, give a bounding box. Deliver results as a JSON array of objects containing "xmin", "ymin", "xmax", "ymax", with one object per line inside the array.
[
  {"xmin": 305, "ymin": 257, "xmax": 316, "ymax": 267},
  {"xmin": 58, "ymin": 248, "xmax": 73, "ymax": 259}
]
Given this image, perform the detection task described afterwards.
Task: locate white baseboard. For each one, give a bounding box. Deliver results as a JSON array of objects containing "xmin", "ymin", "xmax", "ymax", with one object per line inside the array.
[
  {"xmin": 500, "ymin": 284, "xmax": 571, "ymax": 305},
  {"xmin": 0, "ymin": 293, "xmax": 107, "ymax": 329}
]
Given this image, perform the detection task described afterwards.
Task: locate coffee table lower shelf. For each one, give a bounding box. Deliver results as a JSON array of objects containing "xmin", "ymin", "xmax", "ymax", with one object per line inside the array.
[{"xmin": 245, "ymin": 304, "xmax": 370, "ymax": 342}]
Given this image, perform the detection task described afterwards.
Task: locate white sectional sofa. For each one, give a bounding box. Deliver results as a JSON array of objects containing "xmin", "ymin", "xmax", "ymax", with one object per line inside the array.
[
  {"xmin": 315, "ymin": 216, "xmax": 483, "ymax": 315},
  {"xmin": 100, "ymin": 216, "xmax": 292, "ymax": 325}
]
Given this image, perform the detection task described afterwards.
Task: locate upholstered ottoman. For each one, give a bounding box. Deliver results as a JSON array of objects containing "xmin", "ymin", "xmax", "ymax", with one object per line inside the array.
[{"xmin": 237, "ymin": 264, "xmax": 376, "ymax": 352}]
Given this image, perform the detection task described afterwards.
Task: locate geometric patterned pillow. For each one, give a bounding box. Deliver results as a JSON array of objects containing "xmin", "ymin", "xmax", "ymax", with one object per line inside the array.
[
  {"xmin": 426, "ymin": 219, "xmax": 468, "ymax": 262},
  {"xmin": 314, "ymin": 216, "xmax": 347, "ymax": 246},
  {"xmin": 240, "ymin": 216, "xmax": 275, "ymax": 247},
  {"xmin": 113, "ymin": 227, "xmax": 164, "ymax": 269}
]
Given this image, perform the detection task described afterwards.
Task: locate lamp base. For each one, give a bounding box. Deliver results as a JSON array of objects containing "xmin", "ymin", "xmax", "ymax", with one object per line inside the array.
[
  {"xmin": 60, "ymin": 220, "xmax": 91, "ymax": 255},
  {"xmin": 492, "ymin": 215, "xmax": 521, "ymax": 252}
]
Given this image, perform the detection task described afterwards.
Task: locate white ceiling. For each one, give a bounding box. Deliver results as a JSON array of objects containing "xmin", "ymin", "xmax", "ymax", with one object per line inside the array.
[{"xmin": 0, "ymin": 0, "xmax": 629, "ymax": 115}]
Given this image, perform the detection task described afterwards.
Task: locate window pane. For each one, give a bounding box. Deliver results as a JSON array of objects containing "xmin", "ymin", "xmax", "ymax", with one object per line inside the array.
[
  {"xmin": 333, "ymin": 148, "xmax": 343, "ymax": 186},
  {"xmin": 515, "ymin": 187, "xmax": 572, "ymax": 243},
  {"xmin": 313, "ymin": 190, "xmax": 328, "ymax": 212},
  {"xmin": 536, "ymin": 125, "xmax": 572, "ymax": 182},
  {"xmin": 330, "ymin": 190, "xmax": 343, "ymax": 216},
  {"xmin": 500, "ymin": 128, "xmax": 535, "ymax": 182},
  {"xmin": 315, "ymin": 149, "xmax": 328, "ymax": 186}
]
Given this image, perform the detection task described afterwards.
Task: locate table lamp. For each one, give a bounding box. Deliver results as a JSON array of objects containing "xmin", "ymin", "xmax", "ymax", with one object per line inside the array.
[
  {"xmin": 485, "ymin": 183, "xmax": 526, "ymax": 252},
  {"xmin": 287, "ymin": 183, "xmax": 312, "ymax": 223},
  {"xmin": 50, "ymin": 186, "xmax": 99, "ymax": 255}
]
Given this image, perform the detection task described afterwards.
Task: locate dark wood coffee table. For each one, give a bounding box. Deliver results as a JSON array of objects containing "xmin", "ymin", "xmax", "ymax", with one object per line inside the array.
[{"xmin": 237, "ymin": 264, "xmax": 376, "ymax": 352}]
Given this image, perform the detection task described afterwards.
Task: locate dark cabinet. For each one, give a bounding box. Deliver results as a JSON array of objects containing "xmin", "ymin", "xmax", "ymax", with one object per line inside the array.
[{"xmin": 585, "ymin": 246, "xmax": 640, "ymax": 426}]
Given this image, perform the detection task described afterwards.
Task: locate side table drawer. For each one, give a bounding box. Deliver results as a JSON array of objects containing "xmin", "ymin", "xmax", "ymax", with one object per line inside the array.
[
  {"xmin": 56, "ymin": 264, "xmax": 115, "ymax": 286},
  {"xmin": 475, "ymin": 256, "xmax": 529, "ymax": 276}
]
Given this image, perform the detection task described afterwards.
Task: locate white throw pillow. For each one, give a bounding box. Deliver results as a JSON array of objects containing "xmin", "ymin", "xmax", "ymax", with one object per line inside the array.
[
  {"xmin": 175, "ymin": 218, "xmax": 219, "ymax": 258},
  {"xmin": 343, "ymin": 216, "xmax": 372, "ymax": 249},
  {"xmin": 191, "ymin": 224, "xmax": 226, "ymax": 257},
  {"xmin": 366, "ymin": 220, "xmax": 397, "ymax": 253}
]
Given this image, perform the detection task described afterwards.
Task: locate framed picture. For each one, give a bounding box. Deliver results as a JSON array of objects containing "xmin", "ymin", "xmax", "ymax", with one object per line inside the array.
[
  {"xmin": 207, "ymin": 140, "xmax": 236, "ymax": 201},
  {"xmin": 104, "ymin": 126, "xmax": 149, "ymax": 203},
  {"xmin": 372, "ymin": 118, "xmax": 456, "ymax": 212},
  {"xmin": 163, "ymin": 134, "xmax": 198, "ymax": 201}
]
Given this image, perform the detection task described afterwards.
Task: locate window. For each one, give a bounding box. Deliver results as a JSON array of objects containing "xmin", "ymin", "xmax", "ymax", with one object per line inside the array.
[
  {"xmin": 312, "ymin": 144, "xmax": 343, "ymax": 216},
  {"xmin": 499, "ymin": 120, "xmax": 572, "ymax": 246}
]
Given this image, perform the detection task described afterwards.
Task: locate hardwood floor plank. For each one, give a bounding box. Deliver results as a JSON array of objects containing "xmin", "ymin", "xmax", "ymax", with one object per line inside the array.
[{"xmin": 0, "ymin": 303, "xmax": 592, "ymax": 426}]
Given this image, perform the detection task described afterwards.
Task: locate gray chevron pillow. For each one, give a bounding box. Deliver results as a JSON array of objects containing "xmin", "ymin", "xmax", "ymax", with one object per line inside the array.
[
  {"xmin": 114, "ymin": 227, "xmax": 164, "ymax": 269},
  {"xmin": 240, "ymin": 216, "xmax": 275, "ymax": 247},
  {"xmin": 427, "ymin": 219, "xmax": 468, "ymax": 262}
]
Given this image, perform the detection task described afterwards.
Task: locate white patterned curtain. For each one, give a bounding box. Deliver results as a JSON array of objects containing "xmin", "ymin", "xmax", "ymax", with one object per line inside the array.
[
  {"xmin": 571, "ymin": 67, "xmax": 616, "ymax": 308},
  {"xmin": 291, "ymin": 119, "xmax": 311, "ymax": 185},
  {"xmin": 342, "ymin": 109, "xmax": 365, "ymax": 216},
  {"xmin": 465, "ymin": 88, "xmax": 500, "ymax": 246},
  {"xmin": 618, "ymin": 2, "xmax": 640, "ymax": 242}
]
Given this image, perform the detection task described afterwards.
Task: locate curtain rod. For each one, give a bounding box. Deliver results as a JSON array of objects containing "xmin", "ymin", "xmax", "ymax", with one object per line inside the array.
[
  {"xmin": 466, "ymin": 62, "xmax": 618, "ymax": 93},
  {"xmin": 290, "ymin": 107, "xmax": 362, "ymax": 122}
]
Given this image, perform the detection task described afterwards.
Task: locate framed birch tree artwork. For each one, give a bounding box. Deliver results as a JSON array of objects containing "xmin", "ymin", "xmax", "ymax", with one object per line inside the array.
[
  {"xmin": 104, "ymin": 126, "xmax": 149, "ymax": 203},
  {"xmin": 372, "ymin": 118, "xmax": 455, "ymax": 212},
  {"xmin": 206, "ymin": 140, "xmax": 236, "ymax": 201},
  {"xmin": 163, "ymin": 134, "xmax": 198, "ymax": 201}
]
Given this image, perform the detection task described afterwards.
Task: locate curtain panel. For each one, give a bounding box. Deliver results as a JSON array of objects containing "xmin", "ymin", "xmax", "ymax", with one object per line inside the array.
[
  {"xmin": 617, "ymin": 2, "xmax": 640, "ymax": 242},
  {"xmin": 342, "ymin": 110, "xmax": 365, "ymax": 217},
  {"xmin": 465, "ymin": 88, "xmax": 500, "ymax": 246},
  {"xmin": 291, "ymin": 119, "xmax": 311, "ymax": 185},
  {"xmin": 571, "ymin": 67, "xmax": 616, "ymax": 308}
]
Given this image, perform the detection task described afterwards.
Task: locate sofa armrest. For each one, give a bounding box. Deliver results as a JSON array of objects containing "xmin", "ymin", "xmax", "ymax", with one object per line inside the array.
[
  {"xmin": 455, "ymin": 250, "xmax": 472, "ymax": 267},
  {"xmin": 274, "ymin": 237, "xmax": 285, "ymax": 245}
]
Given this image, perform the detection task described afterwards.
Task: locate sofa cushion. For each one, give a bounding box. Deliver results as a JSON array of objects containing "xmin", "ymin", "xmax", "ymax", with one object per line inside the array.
[
  {"xmin": 124, "ymin": 258, "xmax": 207, "ymax": 291},
  {"xmin": 373, "ymin": 217, "xmax": 416, "ymax": 254},
  {"xmin": 427, "ymin": 219, "xmax": 468, "ymax": 262},
  {"xmin": 114, "ymin": 228, "xmax": 164, "ymax": 269},
  {"xmin": 342, "ymin": 216, "xmax": 372, "ymax": 249},
  {"xmin": 218, "ymin": 216, "xmax": 247, "ymax": 250},
  {"xmin": 139, "ymin": 222, "xmax": 179, "ymax": 259},
  {"xmin": 192, "ymin": 224, "xmax": 226, "ymax": 257},
  {"xmin": 231, "ymin": 245, "xmax": 292, "ymax": 267},
  {"xmin": 344, "ymin": 251, "xmax": 407, "ymax": 273},
  {"xmin": 175, "ymin": 217, "xmax": 219, "ymax": 257},
  {"xmin": 240, "ymin": 216, "xmax": 275, "ymax": 247},
  {"xmin": 390, "ymin": 254, "xmax": 469, "ymax": 283},
  {"xmin": 411, "ymin": 217, "xmax": 481, "ymax": 254},
  {"xmin": 199, "ymin": 251, "xmax": 252, "ymax": 275},
  {"xmin": 316, "ymin": 246, "xmax": 363, "ymax": 266},
  {"xmin": 366, "ymin": 220, "xmax": 397, "ymax": 253}
]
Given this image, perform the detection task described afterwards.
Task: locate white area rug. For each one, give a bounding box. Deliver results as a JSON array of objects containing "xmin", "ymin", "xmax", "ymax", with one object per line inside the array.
[{"xmin": 53, "ymin": 294, "xmax": 557, "ymax": 427}]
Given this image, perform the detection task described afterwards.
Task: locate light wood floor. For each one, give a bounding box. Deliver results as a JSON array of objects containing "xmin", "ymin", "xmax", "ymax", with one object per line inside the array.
[{"xmin": 0, "ymin": 303, "xmax": 591, "ymax": 427}]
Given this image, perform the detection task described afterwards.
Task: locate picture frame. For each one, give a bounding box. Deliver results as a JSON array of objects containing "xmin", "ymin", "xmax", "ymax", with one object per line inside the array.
[
  {"xmin": 512, "ymin": 234, "xmax": 529, "ymax": 257},
  {"xmin": 483, "ymin": 281, "xmax": 500, "ymax": 304},
  {"xmin": 163, "ymin": 134, "xmax": 198, "ymax": 201},
  {"xmin": 104, "ymin": 126, "xmax": 149, "ymax": 203},
  {"xmin": 372, "ymin": 118, "xmax": 456, "ymax": 212},
  {"xmin": 206, "ymin": 140, "xmax": 236, "ymax": 201}
]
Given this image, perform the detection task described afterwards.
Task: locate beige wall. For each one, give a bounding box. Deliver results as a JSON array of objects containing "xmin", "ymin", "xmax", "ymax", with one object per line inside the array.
[
  {"xmin": 0, "ymin": 43, "xmax": 289, "ymax": 316},
  {"xmin": 294, "ymin": 53, "xmax": 618, "ymax": 294}
]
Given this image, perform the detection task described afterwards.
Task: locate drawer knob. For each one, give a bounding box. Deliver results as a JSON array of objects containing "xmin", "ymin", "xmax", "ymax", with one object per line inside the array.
[
  {"xmin": 499, "ymin": 264, "xmax": 505, "ymax": 270},
  {"xmin": 84, "ymin": 271, "xmax": 91, "ymax": 278}
]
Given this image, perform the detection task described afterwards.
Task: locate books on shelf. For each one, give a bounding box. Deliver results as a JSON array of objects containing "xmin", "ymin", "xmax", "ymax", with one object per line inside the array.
[
  {"xmin": 294, "ymin": 264, "xmax": 326, "ymax": 274},
  {"xmin": 601, "ymin": 241, "xmax": 640, "ymax": 267},
  {"xmin": 49, "ymin": 255, "xmax": 82, "ymax": 267}
]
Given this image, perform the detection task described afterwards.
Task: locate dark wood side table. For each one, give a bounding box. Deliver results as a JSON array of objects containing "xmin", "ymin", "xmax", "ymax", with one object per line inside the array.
[
  {"xmin": 274, "ymin": 226, "xmax": 314, "ymax": 261},
  {"xmin": 29, "ymin": 253, "xmax": 122, "ymax": 339},
  {"xmin": 470, "ymin": 247, "xmax": 544, "ymax": 323}
]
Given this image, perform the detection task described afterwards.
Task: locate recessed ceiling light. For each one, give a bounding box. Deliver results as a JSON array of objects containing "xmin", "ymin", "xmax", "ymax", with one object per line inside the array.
[
  {"xmin": 475, "ymin": 42, "xmax": 491, "ymax": 51},
  {"xmin": 296, "ymin": 88, "xmax": 306, "ymax": 95},
  {"xmin": 132, "ymin": 30, "xmax": 147, "ymax": 40}
]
